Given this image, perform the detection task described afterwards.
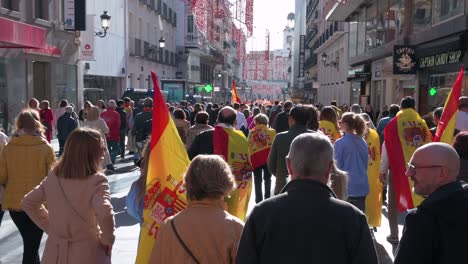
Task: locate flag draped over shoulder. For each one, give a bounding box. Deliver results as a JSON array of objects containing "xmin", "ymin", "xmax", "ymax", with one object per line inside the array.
[
  {"xmin": 384, "ymin": 108, "xmax": 432, "ymax": 212},
  {"xmin": 135, "ymin": 71, "xmax": 190, "ymax": 264},
  {"xmin": 319, "ymin": 120, "xmax": 341, "ymax": 144},
  {"xmin": 247, "ymin": 124, "xmax": 276, "ymax": 170},
  {"xmin": 232, "ymin": 80, "xmax": 242, "ymax": 104},
  {"xmin": 365, "ymin": 129, "xmax": 382, "ymax": 227},
  {"xmin": 213, "ymin": 126, "xmax": 252, "ymax": 220},
  {"xmin": 434, "ymin": 66, "xmax": 464, "ymax": 143}
]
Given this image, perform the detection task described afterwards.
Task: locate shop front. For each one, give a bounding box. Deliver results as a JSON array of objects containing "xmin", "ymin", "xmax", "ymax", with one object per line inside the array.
[
  {"xmin": 416, "ymin": 33, "xmax": 468, "ymax": 115},
  {"xmin": 347, "ymin": 64, "xmax": 371, "ymax": 105}
]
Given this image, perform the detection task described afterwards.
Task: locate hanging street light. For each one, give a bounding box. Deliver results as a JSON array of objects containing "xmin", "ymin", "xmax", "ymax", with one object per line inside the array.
[
  {"xmin": 159, "ymin": 36, "xmax": 166, "ymax": 48},
  {"xmin": 95, "ymin": 11, "xmax": 111, "ymax": 38}
]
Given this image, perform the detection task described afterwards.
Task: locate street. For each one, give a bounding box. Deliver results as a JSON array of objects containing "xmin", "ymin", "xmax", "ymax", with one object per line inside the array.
[{"xmin": 0, "ymin": 143, "xmax": 404, "ymax": 264}]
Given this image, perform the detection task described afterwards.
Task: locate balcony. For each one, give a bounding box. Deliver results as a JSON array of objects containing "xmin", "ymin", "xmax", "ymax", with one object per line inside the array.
[
  {"xmin": 129, "ymin": 38, "xmax": 144, "ymax": 57},
  {"xmin": 306, "ymin": 0, "xmax": 319, "ymax": 21},
  {"xmin": 304, "ymin": 53, "xmax": 318, "ymax": 70},
  {"xmin": 306, "ymin": 25, "xmax": 318, "ymax": 46},
  {"xmin": 326, "ymin": 0, "xmax": 364, "ymax": 21},
  {"xmin": 143, "ymin": 41, "xmax": 158, "ymax": 61},
  {"xmin": 315, "ymin": 22, "xmax": 346, "ymax": 52}
]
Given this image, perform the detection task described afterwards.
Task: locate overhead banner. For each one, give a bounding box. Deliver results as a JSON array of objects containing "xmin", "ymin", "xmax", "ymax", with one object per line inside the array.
[
  {"xmin": 393, "ymin": 45, "xmax": 417, "ymax": 75},
  {"xmin": 80, "ymin": 15, "xmax": 95, "ymax": 61}
]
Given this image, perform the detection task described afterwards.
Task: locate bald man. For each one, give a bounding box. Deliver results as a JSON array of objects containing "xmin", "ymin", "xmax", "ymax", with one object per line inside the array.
[{"xmin": 394, "ymin": 143, "xmax": 468, "ymax": 264}]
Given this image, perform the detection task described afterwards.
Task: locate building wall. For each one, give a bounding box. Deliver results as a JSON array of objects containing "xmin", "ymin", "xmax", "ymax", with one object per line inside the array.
[{"xmin": 292, "ymin": 0, "xmax": 306, "ymax": 92}]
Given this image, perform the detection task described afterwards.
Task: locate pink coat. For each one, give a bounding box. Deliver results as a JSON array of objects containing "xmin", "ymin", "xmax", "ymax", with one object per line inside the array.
[{"xmin": 22, "ymin": 172, "xmax": 115, "ymax": 264}]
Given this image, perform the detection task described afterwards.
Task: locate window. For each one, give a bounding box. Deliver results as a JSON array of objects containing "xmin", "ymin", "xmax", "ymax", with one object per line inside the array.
[
  {"xmin": 387, "ymin": 0, "xmax": 402, "ymax": 43},
  {"xmin": 163, "ymin": 2, "xmax": 167, "ymax": 18},
  {"xmin": 187, "ymin": 15, "xmax": 194, "ymax": 33},
  {"xmin": 173, "ymin": 12, "xmax": 177, "ymax": 26},
  {"xmin": 165, "ymin": 50, "xmax": 169, "ymax": 64},
  {"xmin": 433, "ymin": 0, "xmax": 463, "ymax": 24},
  {"xmin": 169, "ymin": 8, "xmax": 173, "ymax": 23},
  {"xmin": 357, "ymin": 11, "xmax": 366, "ymax": 55},
  {"xmin": 349, "ymin": 21, "xmax": 357, "ymax": 58},
  {"xmin": 413, "ymin": 0, "xmax": 432, "ymax": 32},
  {"xmin": 35, "ymin": 0, "xmax": 49, "ymax": 20},
  {"xmin": 365, "ymin": 2, "xmax": 377, "ymax": 49},
  {"xmin": 2, "ymin": 0, "xmax": 19, "ymax": 11}
]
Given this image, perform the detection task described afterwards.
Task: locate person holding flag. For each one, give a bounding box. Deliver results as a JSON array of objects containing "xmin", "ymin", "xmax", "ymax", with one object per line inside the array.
[
  {"xmin": 434, "ymin": 66, "xmax": 465, "ymax": 143},
  {"xmin": 135, "ymin": 71, "xmax": 191, "ymax": 264},
  {"xmin": 383, "ymin": 96, "xmax": 432, "ymax": 213},
  {"xmin": 188, "ymin": 106, "xmax": 253, "ymax": 221}
]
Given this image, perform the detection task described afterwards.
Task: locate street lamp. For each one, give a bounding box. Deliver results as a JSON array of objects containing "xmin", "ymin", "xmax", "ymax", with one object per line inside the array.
[
  {"xmin": 217, "ymin": 71, "xmax": 222, "ymax": 78},
  {"xmin": 95, "ymin": 11, "xmax": 111, "ymax": 38},
  {"xmin": 159, "ymin": 36, "xmax": 166, "ymax": 48},
  {"xmin": 321, "ymin": 53, "xmax": 327, "ymax": 63},
  {"xmin": 322, "ymin": 52, "xmax": 339, "ymax": 69}
]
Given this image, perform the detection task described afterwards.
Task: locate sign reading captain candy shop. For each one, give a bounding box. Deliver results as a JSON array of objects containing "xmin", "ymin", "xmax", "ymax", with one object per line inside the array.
[{"xmin": 393, "ymin": 45, "xmax": 417, "ymax": 74}]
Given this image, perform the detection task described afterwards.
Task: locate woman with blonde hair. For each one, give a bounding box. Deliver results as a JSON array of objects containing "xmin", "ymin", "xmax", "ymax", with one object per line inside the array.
[
  {"xmin": 334, "ymin": 112, "xmax": 369, "ymax": 212},
  {"xmin": 0, "ymin": 109, "xmax": 56, "ymax": 263},
  {"xmin": 319, "ymin": 106, "xmax": 341, "ymax": 143},
  {"xmin": 22, "ymin": 128, "xmax": 115, "ymax": 264},
  {"xmin": 149, "ymin": 155, "xmax": 244, "ymax": 264},
  {"xmin": 83, "ymin": 106, "xmax": 113, "ymax": 171}
]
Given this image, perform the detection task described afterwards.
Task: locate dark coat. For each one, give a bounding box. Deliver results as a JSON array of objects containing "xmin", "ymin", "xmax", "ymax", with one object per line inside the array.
[
  {"xmin": 394, "ymin": 181, "xmax": 468, "ymax": 264},
  {"xmin": 134, "ymin": 110, "xmax": 152, "ymax": 142},
  {"xmin": 267, "ymin": 125, "xmax": 312, "ymax": 179},
  {"xmin": 116, "ymin": 107, "xmax": 127, "ymax": 131},
  {"xmin": 236, "ymin": 179, "xmax": 378, "ymax": 264},
  {"xmin": 272, "ymin": 109, "xmax": 290, "ymax": 133},
  {"xmin": 56, "ymin": 112, "xmax": 77, "ymax": 141},
  {"xmin": 188, "ymin": 129, "xmax": 214, "ymax": 160}
]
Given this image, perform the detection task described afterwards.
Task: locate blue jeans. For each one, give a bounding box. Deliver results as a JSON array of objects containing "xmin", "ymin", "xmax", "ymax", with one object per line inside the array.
[{"xmin": 107, "ymin": 140, "xmax": 120, "ymax": 164}]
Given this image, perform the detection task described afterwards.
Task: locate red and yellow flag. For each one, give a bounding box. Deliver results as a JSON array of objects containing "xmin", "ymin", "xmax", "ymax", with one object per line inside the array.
[
  {"xmin": 232, "ymin": 80, "xmax": 242, "ymax": 104},
  {"xmin": 434, "ymin": 66, "xmax": 464, "ymax": 143},
  {"xmin": 365, "ymin": 128, "xmax": 382, "ymax": 227},
  {"xmin": 384, "ymin": 108, "xmax": 432, "ymax": 212},
  {"xmin": 248, "ymin": 124, "xmax": 276, "ymax": 170},
  {"xmin": 213, "ymin": 126, "xmax": 252, "ymax": 220},
  {"xmin": 319, "ymin": 120, "xmax": 341, "ymax": 144},
  {"xmin": 135, "ymin": 71, "xmax": 190, "ymax": 264}
]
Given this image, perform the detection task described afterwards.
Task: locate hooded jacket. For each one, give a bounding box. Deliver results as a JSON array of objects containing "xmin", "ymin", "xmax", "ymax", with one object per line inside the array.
[{"xmin": 0, "ymin": 134, "xmax": 55, "ymax": 209}]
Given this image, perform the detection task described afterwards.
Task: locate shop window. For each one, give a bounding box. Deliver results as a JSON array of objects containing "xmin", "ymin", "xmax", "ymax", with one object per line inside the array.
[
  {"xmin": 55, "ymin": 64, "xmax": 77, "ymax": 109},
  {"xmin": 2, "ymin": 0, "xmax": 19, "ymax": 11},
  {"xmin": 433, "ymin": 0, "xmax": 464, "ymax": 24},
  {"xmin": 35, "ymin": 0, "xmax": 49, "ymax": 20},
  {"xmin": 413, "ymin": 0, "xmax": 432, "ymax": 32},
  {"xmin": 0, "ymin": 58, "xmax": 26, "ymax": 134}
]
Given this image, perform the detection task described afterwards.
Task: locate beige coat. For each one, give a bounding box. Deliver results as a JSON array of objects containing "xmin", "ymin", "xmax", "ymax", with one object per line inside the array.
[
  {"xmin": 22, "ymin": 172, "xmax": 115, "ymax": 264},
  {"xmin": 149, "ymin": 199, "xmax": 244, "ymax": 264},
  {"xmin": 185, "ymin": 124, "xmax": 213, "ymax": 149}
]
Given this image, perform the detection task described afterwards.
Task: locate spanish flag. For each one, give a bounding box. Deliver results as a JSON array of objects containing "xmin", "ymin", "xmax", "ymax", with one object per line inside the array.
[
  {"xmin": 365, "ymin": 128, "xmax": 382, "ymax": 227},
  {"xmin": 319, "ymin": 120, "xmax": 341, "ymax": 144},
  {"xmin": 213, "ymin": 126, "xmax": 252, "ymax": 220},
  {"xmin": 248, "ymin": 124, "xmax": 276, "ymax": 170},
  {"xmin": 384, "ymin": 108, "xmax": 432, "ymax": 212},
  {"xmin": 232, "ymin": 80, "xmax": 242, "ymax": 104},
  {"xmin": 434, "ymin": 66, "xmax": 464, "ymax": 143},
  {"xmin": 135, "ymin": 71, "xmax": 190, "ymax": 264}
]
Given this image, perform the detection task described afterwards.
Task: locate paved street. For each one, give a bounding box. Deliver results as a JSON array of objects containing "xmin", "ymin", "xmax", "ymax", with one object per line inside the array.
[{"xmin": 0, "ymin": 141, "xmax": 405, "ymax": 263}]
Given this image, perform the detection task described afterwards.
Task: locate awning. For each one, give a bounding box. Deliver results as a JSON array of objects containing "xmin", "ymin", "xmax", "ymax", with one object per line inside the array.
[
  {"xmin": 0, "ymin": 17, "xmax": 46, "ymax": 48},
  {"xmin": 326, "ymin": 0, "xmax": 365, "ymax": 21}
]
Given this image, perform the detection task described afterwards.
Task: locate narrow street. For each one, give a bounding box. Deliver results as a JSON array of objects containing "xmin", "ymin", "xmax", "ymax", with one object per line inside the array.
[{"xmin": 0, "ymin": 143, "xmax": 404, "ymax": 264}]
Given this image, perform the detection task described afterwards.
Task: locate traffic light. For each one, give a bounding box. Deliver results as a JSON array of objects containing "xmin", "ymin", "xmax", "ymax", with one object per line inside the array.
[{"xmin": 429, "ymin": 87, "xmax": 437, "ymax": 97}]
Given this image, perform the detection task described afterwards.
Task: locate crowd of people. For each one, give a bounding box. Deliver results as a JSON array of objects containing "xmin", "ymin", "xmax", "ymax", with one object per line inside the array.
[{"xmin": 0, "ymin": 94, "xmax": 467, "ymax": 263}]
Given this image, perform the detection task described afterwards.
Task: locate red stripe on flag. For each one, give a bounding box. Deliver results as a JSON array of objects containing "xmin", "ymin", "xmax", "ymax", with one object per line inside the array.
[
  {"xmin": 434, "ymin": 65, "xmax": 464, "ymax": 142},
  {"xmin": 250, "ymin": 148, "xmax": 271, "ymax": 170},
  {"xmin": 213, "ymin": 127, "xmax": 229, "ymax": 160},
  {"xmin": 150, "ymin": 71, "xmax": 169, "ymax": 150},
  {"xmin": 384, "ymin": 117, "xmax": 414, "ymax": 211}
]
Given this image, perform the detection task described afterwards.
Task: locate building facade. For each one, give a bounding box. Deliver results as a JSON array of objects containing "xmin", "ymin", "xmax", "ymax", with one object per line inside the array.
[
  {"xmin": 327, "ymin": 0, "xmax": 468, "ymax": 114},
  {"xmin": 0, "ymin": 0, "xmax": 80, "ymax": 133}
]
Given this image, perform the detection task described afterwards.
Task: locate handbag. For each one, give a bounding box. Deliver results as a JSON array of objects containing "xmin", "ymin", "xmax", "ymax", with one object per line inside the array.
[
  {"xmin": 126, "ymin": 177, "xmax": 144, "ymax": 224},
  {"xmin": 171, "ymin": 219, "xmax": 201, "ymax": 264}
]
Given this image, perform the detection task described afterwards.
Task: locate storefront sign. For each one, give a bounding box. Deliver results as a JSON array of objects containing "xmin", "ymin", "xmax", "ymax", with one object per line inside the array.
[
  {"xmin": 419, "ymin": 50, "xmax": 463, "ymax": 68},
  {"xmin": 393, "ymin": 45, "xmax": 416, "ymax": 74},
  {"xmin": 347, "ymin": 64, "xmax": 371, "ymax": 80},
  {"xmin": 80, "ymin": 15, "xmax": 95, "ymax": 61},
  {"xmin": 298, "ymin": 35, "xmax": 305, "ymax": 78},
  {"xmin": 63, "ymin": 0, "xmax": 86, "ymax": 31},
  {"xmin": 0, "ymin": 17, "xmax": 46, "ymax": 48}
]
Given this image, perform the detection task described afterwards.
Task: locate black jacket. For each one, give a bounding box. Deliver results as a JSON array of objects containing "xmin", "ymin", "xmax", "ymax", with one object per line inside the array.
[
  {"xmin": 188, "ymin": 129, "xmax": 214, "ymax": 160},
  {"xmin": 272, "ymin": 109, "xmax": 290, "ymax": 133},
  {"xmin": 394, "ymin": 181, "xmax": 468, "ymax": 264},
  {"xmin": 134, "ymin": 110, "xmax": 152, "ymax": 142},
  {"xmin": 57, "ymin": 112, "xmax": 77, "ymax": 141},
  {"xmin": 236, "ymin": 179, "xmax": 378, "ymax": 264},
  {"xmin": 116, "ymin": 107, "xmax": 127, "ymax": 131}
]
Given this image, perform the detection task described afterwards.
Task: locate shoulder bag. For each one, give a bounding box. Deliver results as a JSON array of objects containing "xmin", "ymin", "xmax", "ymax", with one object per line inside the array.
[{"xmin": 170, "ymin": 219, "xmax": 201, "ymax": 264}]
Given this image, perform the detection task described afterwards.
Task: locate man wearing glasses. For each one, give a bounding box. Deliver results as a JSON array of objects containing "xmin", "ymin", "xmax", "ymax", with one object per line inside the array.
[{"xmin": 394, "ymin": 142, "xmax": 468, "ymax": 264}]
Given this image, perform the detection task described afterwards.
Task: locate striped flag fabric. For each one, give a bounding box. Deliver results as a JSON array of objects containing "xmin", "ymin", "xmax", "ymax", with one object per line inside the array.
[
  {"xmin": 232, "ymin": 80, "xmax": 242, "ymax": 104},
  {"xmin": 135, "ymin": 71, "xmax": 190, "ymax": 264},
  {"xmin": 434, "ymin": 66, "xmax": 464, "ymax": 143}
]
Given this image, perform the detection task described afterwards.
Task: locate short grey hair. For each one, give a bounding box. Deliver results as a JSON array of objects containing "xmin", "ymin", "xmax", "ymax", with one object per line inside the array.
[
  {"xmin": 351, "ymin": 104, "xmax": 362, "ymax": 114},
  {"xmin": 254, "ymin": 113, "xmax": 269, "ymax": 125},
  {"xmin": 287, "ymin": 133, "xmax": 333, "ymax": 179},
  {"xmin": 108, "ymin": 100, "xmax": 117, "ymax": 108},
  {"xmin": 184, "ymin": 155, "xmax": 236, "ymax": 201}
]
